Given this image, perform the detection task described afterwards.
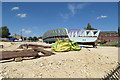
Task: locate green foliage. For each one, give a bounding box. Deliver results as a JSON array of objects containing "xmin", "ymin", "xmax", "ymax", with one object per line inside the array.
[
  {"xmin": 118, "ymin": 27, "xmax": 120, "ymax": 37},
  {"xmin": 0, "ymin": 26, "xmax": 11, "ymax": 38},
  {"xmin": 86, "ymin": 23, "xmax": 97, "ymax": 30},
  {"xmin": 28, "ymin": 36, "xmax": 38, "ymax": 41},
  {"xmin": 28, "ymin": 37, "xmax": 33, "ymax": 41},
  {"xmin": 33, "ymin": 36, "xmax": 38, "ymax": 41},
  {"xmin": 100, "ymin": 43, "xmax": 119, "ymax": 47}
]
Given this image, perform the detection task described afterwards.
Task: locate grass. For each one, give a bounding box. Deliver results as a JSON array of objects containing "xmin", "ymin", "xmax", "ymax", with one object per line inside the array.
[{"xmin": 99, "ymin": 43, "xmax": 119, "ymax": 47}]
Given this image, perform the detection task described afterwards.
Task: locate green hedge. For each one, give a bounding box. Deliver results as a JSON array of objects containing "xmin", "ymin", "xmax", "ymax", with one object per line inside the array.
[{"xmin": 100, "ymin": 43, "xmax": 119, "ymax": 47}]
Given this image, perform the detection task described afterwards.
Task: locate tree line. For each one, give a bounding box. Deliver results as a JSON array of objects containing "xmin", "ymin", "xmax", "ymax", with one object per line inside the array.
[
  {"xmin": 0, "ymin": 26, "xmax": 11, "ymax": 38},
  {"xmin": 27, "ymin": 36, "xmax": 38, "ymax": 41},
  {"xmin": 0, "ymin": 23, "xmax": 97, "ymax": 38},
  {"xmin": 0, "ymin": 26, "xmax": 39, "ymax": 41}
]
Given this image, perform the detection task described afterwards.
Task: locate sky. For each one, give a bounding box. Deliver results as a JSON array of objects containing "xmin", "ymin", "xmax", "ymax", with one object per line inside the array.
[{"xmin": 2, "ymin": 2, "xmax": 118, "ymax": 37}]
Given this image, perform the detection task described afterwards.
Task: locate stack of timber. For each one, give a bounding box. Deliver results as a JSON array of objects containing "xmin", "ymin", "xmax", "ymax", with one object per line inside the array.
[
  {"xmin": 18, "ymin": 44, "xmax": 51, "ymax": 49},
  {"xmin": 0, "ymin": 44, "xmax": 54, "ymax": 60}
]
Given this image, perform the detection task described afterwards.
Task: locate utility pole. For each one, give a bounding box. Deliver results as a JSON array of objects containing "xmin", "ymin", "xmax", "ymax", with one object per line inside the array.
[
  {"xmin": 13, "ymin": 33, "xmax": 16, "ymax": 39},
  {"xmin": 21, "ymin": 31, "xmax": 22, "ymax": 40}
]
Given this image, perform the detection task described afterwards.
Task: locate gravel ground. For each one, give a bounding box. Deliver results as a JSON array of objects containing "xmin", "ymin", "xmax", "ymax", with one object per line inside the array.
[{"xmin": 0, "ymin": 42, "xmax": 118, "ymax": 78}]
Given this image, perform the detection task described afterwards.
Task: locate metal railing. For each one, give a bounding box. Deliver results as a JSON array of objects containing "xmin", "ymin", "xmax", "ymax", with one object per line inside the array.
[{"xmin": 101, "ymin": 63, "xmax": 120, "ymax": 80}]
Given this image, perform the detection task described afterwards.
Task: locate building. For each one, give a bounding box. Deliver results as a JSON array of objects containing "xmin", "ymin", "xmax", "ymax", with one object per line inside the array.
[
  {"xmin": 98, "ymin": 31, "xmax": 118, "ymax": 43},
  {"xmin": 12, "ymin": 34, "xmax": 22, "ymax": 39},
  {"xmin": 38, "ymin": 37, "xmax": 43, "ymax": 42},
  {"xmin": 99, "ymin": 31, "xmax": 118, "ymax": 37},
  {"xmin": 12, "ymin": 34, "xmax": 27, "ymax": 41}
]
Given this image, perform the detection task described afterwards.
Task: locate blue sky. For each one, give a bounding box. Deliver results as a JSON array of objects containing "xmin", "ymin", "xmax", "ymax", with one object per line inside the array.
[{"xmin": 2, "ymin": 2, "xmax": 118, "ymax": 37}]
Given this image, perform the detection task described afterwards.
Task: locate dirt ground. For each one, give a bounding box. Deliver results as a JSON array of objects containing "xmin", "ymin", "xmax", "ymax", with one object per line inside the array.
[{"xmin": 0, "ymin": 42, "xmax": 119, "ymax": 78}]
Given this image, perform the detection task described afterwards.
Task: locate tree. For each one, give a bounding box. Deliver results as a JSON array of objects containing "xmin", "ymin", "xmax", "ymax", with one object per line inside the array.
[
  {"xmin": 33, "ymin": 36, "xmax": 38, "ymax": 41},
  {"xmin": 86, "ymin": 23, "xmax": 96, "ymax": 30},
  {"xmin": 28, "ymin": 37, "xmax": 33, "ymax": 41},
  {"xmin": 0, "ymin": 26, "xmax": 11, "ymax": 38},
  {"xmin": 118, "ymin": 27, "xmax": 120, "ymax": 37}
]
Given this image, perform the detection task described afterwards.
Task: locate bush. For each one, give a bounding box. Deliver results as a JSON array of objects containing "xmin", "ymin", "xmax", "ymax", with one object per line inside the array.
[{"xmin": 100, "ymin": 43, "xmax": 119, "ymax": 47}]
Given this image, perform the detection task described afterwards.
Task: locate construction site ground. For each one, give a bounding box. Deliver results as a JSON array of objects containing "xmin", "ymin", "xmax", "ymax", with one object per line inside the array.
[{"xmin": 0, "ymin": 42, "xmax": 118, "ymax": 78}]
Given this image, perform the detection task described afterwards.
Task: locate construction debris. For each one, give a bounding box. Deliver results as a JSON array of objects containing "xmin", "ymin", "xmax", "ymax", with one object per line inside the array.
[
  {"xmin": 0, "ymin": 45, "xmax": 3, "ymax": 48},
  {"xmin": 33, "ymin": 47, "xmax": 55, "ymax": 56},
  {"xmin": 0, "ymin": 50, "xmax": 39, "ymax": 60},
  {"xmin": 18, "ymin": 44, "xmax": 51, "ymax": 49},
  {"xmin": 0, "ymin": 46, "xmax": 55, "ymax": 60},
  {"xmin": 14, "ymin": 57, "xmax": 23, "ymax": 62},
  {"xmin": 28, "ymin": 44, "xmax": 51, "ymax": 48}
]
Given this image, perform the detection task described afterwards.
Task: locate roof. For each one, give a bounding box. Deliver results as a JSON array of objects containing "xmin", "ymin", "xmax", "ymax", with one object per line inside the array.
[
  {"xmin": 13, "ymin": 34, "xmax": 21, "ymax": 37},
  {"xmin": 38, "ymin": 37, "xmax": 42, "ymax": 39},
  {"xmin": 100, "ymin": 31, "xmax": 118, "ymax": 33}
]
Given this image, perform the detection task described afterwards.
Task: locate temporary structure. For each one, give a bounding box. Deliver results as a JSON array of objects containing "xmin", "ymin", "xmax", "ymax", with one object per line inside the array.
[{"xmin": 42, "ymin": 28, "xmax": 100, "ymax": 47}]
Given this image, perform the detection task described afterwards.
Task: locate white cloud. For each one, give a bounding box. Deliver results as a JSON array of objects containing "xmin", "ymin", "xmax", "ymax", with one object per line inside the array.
[
  {"xmin": 17, "ymin": 13, "xmax": 27, "ymax": 18},
  {"xmin": 17, "ymin": 14, "xmax": 21, "ymax": 16},
  {"xmin": 101, "ymin": 16, "xmax": 107, "ymax": 18},
  {"xmin": 68, "ymin": 4, "xmax": 76, "ymax": 15},
  {"xmin": 77, "ymin": 4, "xmax": 86, "ymax": 9},
  {"xmin": 61, "ymin": 3, "xmax": 87, "ymax": 21},
  {"xmin": 11, "ymin": 7, "xmax": 19, "ymax": 10},
  {"xmin": 96, "ymin": 15, "xmax": 108, "ymax": 20},
  {"xmin": 68, "ymin": 3, "xmax": 86, "ymax": 16},
  {"xmin": 21, "ymin": 29, "xmax": 31, "ymax": 34},
  {"xmin": 11, "ymin": 7, "xmax": 27, "ymax": 18},
  {"xmin": 60, "ymin": 13, "xmax": 69, "ymax": 20}
]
